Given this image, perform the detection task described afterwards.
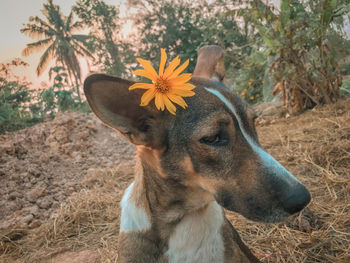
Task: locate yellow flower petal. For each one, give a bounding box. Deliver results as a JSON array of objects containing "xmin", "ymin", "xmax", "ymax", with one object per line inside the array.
[
  {"xmin": 129, "ymin": 83, "xmax": 154, "ymax": 90},
  {"xmin": 131, "ymin": 49, "xmax": 196, "ymax": 115},
  {"xmin": 168, "ymin": 59, "xmax": 189, "ymax": 79},
  {"xmin": 171, "ymin": 88, "xmax": 196, "ymax": 97},
  {"xmin": 163, "ymin": 95, "xmax": 177, "ymax": 115},
  {"xmin": 155, "ymin": 93, "xmax": 165, "ymax": 111},
  {"xmin": 163, "ymin": 56, "xmax": 180, "ymax": 78},
  {"xmin": 167, "ymin": 94, "xmax": 188, "ymax": 109},
  {"xmin": 175, "ymin": 83, "xmax": 196, "ymax": 90},
  {"xmin": 159, "ymin": 48, "xmax": 167, "ymax": 77},
  {"xmin": 168, "ymin": 73, "xmax": 192, "ymax": 85},
  {"xmin": 140, "ymin": 88, "xmax": 156, "ymax": 106},
  {"xmin": 136, "ymin": 58, "xmax": 158, "ymax": 81},
  {"xmin": 133, "ymin": 69, "xmax": 156, "ymax": 81}
]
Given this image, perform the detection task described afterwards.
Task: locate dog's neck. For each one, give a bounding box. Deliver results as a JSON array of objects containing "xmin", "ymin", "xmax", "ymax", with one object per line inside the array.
[
  {"xmin": 120, "ymin": 146, "xmax": 226, "ymax": 262},
  {"xmin": 134, "ymin": 146, "xmax": 215, "ymax": 224}
]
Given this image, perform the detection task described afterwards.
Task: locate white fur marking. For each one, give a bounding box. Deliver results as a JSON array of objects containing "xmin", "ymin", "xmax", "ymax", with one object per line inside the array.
[
  {"xmin": 120, "ymin": 182, "xmax": 151, "ymax": 232},
  {"xmin": 166, "ymin": 201, "xmax": 224, "ymax": 263},
  {"xmin": 205, "ymin": 88, "xmax": 299, "ymax": 185}
]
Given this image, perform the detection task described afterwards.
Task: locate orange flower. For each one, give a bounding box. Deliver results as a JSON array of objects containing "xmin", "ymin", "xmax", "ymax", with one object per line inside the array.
[{"xmin": 129, "ymin": 48, "xmax": 195, "ymax": 115}]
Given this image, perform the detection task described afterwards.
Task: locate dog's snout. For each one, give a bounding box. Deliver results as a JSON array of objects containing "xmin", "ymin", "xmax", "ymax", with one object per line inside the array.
[{"xmin": 281, "ymin": 184, "xmax": 311, "ymax": 214}]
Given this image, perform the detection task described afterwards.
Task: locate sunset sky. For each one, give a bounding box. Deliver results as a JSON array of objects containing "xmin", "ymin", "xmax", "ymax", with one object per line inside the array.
[{"xmin": 0, "ymin": 0, "xmax": 128, "ymax": 87}]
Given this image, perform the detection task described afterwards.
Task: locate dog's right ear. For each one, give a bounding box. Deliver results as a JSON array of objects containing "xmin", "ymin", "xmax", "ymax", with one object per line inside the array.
[
  {"xmin": 84, "ymin": 74, "xmax": 166, "ymax": 148},
  {"xmin": 193, "ymin": 45, "xmax": 226, "ymax": 83}
]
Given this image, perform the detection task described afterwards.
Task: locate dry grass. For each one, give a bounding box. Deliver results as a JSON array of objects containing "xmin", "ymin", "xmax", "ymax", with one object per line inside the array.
[
  {"xmin": 238, "ymin": 99, "xmax": 350, "ymax": 262},
  {"xmin": 0, "ymin": 165, "xmax": 133, "ymax": 263},
  {"xmin": 1, "ymin": 99, "xmax": 350, "ymax": 262}
]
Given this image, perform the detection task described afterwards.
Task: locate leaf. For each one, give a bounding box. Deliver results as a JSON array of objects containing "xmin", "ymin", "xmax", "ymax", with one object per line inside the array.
[
  {"xmin": 280, "ymin": 0, "xmax": 291, "ymax": 27},
  {"xmin": 334, "ymin": 3, "xmax": 350, "ymax": 17},
  {"xmin": 321, "ymin": 0, "xmax": 338, "ymax": 26},
  {"xmin": 256, "ymin": 25, "xmax": 281, "ymax": 51}
]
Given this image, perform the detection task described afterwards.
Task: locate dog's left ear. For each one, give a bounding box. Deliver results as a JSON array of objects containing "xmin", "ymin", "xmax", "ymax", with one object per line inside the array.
[{"xmin": 84, "ymin": 73, "xmax": 166, "ymax": 148}]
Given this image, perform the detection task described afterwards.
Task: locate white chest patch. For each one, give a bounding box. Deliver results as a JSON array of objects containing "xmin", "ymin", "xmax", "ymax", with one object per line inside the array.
[
  {"xmin": 120, "ymin": 182, "xmax": 151, "ymax": 232},
  {"xmin": 166, "ymin": 201, "xmax": 224, "ymax": 263}
]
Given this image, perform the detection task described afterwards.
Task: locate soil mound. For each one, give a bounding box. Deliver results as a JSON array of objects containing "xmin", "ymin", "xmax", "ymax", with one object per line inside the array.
[{"xmin": 0, "ymin": 112, "xmax": 135, "ymax": 231}]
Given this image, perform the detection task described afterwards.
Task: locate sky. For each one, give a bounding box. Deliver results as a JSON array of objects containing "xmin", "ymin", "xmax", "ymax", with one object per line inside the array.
[{"xmin": 0, "ymin": 0, "xmax": 127, "ymax": 87}]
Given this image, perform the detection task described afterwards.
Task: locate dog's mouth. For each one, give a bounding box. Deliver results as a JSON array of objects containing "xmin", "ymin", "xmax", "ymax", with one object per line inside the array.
[
  {"xmin": 214, "ymin": 188, "xmax": 310, "ymax": 223},
  {"xmin": 238, "ymin": 207, "xmax": 291, "ymax": 223}
]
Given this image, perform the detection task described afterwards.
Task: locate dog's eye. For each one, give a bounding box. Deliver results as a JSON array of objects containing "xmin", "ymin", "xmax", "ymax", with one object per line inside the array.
[{"xmin": 200, "ymin": 133, "xmax": 228, "ymax": 146}]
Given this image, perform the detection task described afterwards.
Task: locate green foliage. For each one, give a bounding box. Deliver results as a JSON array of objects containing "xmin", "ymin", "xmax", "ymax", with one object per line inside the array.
[
  {"xmin": 11, "ymin": 0, "xmax": 350, "ymax": 134},
  {"xmin": 340, "ymin": 78, "xmax": 350, "ymax": 97},
  {"xmin": 133, "ymin": 0, "xmax": 203, "ymax": 72},
  {"xmin": 73, "ymin": 0, "xmax": 135, "ymax": 77},
  {"xmin": 21, "ymin": 0, "xmax": 95, "ymax": 100},
  {"xmin": 0, "ymin": 78, "xmax": 33, "ymax": 133},
  {"xmin": 131, "ymin": 0, "xmax": 276, "ymax": 103},
  {"xmin": 36, "ymin": 66, "xmax": 90, "ymax": 118},
  {"xmin": 133, "ymin": 0, "xmax": 248, "ymax": 74},
  {"xmin": 228, "ymin": 48, "xmax": 268, "ymax": 103},
  {"xmin": 0, "ymin": 60, "xmax": 38, "ymax": 133},
  {"xmin": 341, "ymin": 63, "xmax": 350, "ymax": 76},
  {"xmin": 0, "ymin": 61, "xmax": 89, "ymax": 134},
  {"xmin": 236, "ymin": 0, "xmax": 350, "ymax": 112}
]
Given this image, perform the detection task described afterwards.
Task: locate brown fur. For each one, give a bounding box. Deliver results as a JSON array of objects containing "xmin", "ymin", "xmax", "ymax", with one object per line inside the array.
[
  {"xmin": 193, "ymin": 45, "xmax": 226, "ymax": 83},
  {"xmin": 83, "ymin": 45, "xmax": 310, "ymax": 263},
  {"xmin": 119, "ymin": 151, "xmax": 258, "ymax": 263}
]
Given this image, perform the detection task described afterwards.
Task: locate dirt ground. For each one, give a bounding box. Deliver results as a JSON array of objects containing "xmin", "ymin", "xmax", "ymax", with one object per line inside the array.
[
  {"xmin": 0, "ymin": 112, "xmax": 135, "ymax": 231},
  {"xmin": 0, "ymin": 99, "xmax": 349, "ymax": 263}
]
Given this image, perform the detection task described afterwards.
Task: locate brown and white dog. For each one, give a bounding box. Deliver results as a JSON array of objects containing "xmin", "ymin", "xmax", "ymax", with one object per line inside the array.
[{"xmin": 83, "ymin": 45, "xmax": 310, "ymax": 263}]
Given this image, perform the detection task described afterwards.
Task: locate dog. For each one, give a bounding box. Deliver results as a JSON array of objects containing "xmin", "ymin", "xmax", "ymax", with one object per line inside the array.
[{"xmin": 83, "ymin": 45, "xmax": 311, "ymax": 263}]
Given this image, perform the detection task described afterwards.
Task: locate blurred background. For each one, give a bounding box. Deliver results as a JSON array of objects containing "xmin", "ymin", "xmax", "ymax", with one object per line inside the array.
[{"xmin": 1, "ymin": 0, "xmax": 350, "ymax": 132}]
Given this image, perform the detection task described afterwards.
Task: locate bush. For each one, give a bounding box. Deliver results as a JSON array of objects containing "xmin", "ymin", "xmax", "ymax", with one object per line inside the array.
[
  {"xmin": 227, "ymin": 48, "xmax": 267, "ymax": 104},
  {"xmin": 340, "ymin": 77, "xmax": 350, "ymax": 97},
  {"xmin": 0, "ymin": 62, "xmax": 90, "ymax": 134},
  {"xmin": 0, "ymin": 59, "xmax": 39, "ymax": 133}
]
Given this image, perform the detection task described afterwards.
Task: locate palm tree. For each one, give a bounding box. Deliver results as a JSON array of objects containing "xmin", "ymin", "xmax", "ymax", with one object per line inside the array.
[{"xmin": 21, "ymin": 0, "xmax": 94, "ymax": 100}]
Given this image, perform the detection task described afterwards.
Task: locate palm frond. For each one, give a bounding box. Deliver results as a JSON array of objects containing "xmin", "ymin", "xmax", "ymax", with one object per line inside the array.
[
  {"xmin": 22, "ymin": 38, "xmax": 53, "ymax": 56},
  {"xmin": 62, "ymin": 50, "xmax": 81, "ymax": 81},
  {"xmin": 71, "ymin": 34, "xmax": 94, "ymax": 42},
  {"xmin": 28, "ymin": 16, "xmax": 57, "ymax": 34},
  {"xmin": 65, "ymin": 12, "xmax": 73, "ymax": 32},
  {"xmin": 54, "ymin": 43, "xmax": 81, "ymax": 80},
  {"xmin": 71, "ymin": 44, "xmax": 89, "ymax": 58},
  {"xmin": 20, "ymin": 24, "xmax": 54, "ymax": 39},
  {"xmin": 21, "ymin": 0, "xmax": 94, "ymax": 90},
  {"xmin": 42, "ymin": 0, "xmax": 65, "ymax": 32},
  {"xmin": 71, "ymin": 38, "xmax": 95, "ymax": 58},
  {"xmin": 71, "ymin": 21, "xmax": 85, "ymax": 31},
  {"xmin": 36, "ymin": 43, "xmax": 55, "ymax": 76}
]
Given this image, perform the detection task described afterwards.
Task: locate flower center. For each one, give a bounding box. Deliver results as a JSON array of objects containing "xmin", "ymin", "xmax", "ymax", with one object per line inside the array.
[{"xmin": 155, "ymin": 78, "xmax": 169, "ymax": 93}]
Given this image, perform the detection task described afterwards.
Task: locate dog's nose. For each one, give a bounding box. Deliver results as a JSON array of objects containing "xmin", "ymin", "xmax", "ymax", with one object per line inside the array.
[{"xmin": 281, "ymin": 184, "xmax": 311, "ymax": 214}]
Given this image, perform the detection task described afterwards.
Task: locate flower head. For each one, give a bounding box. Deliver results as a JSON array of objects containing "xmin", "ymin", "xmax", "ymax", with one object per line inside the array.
[{"xmin": 129, "ymin": 48, "xmax": 195, "ymax": 115}]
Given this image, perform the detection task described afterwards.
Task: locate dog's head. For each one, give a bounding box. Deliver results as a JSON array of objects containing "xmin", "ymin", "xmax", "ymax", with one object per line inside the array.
[{"xmin": 84, "ymin": 46, "xmax": 310, "ymax": 223}]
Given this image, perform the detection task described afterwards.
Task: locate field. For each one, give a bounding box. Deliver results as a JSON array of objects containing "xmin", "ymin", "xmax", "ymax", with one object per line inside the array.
[{"xmin": 1, "ymin": 99, "xmax": 350, "ymax": 263}]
